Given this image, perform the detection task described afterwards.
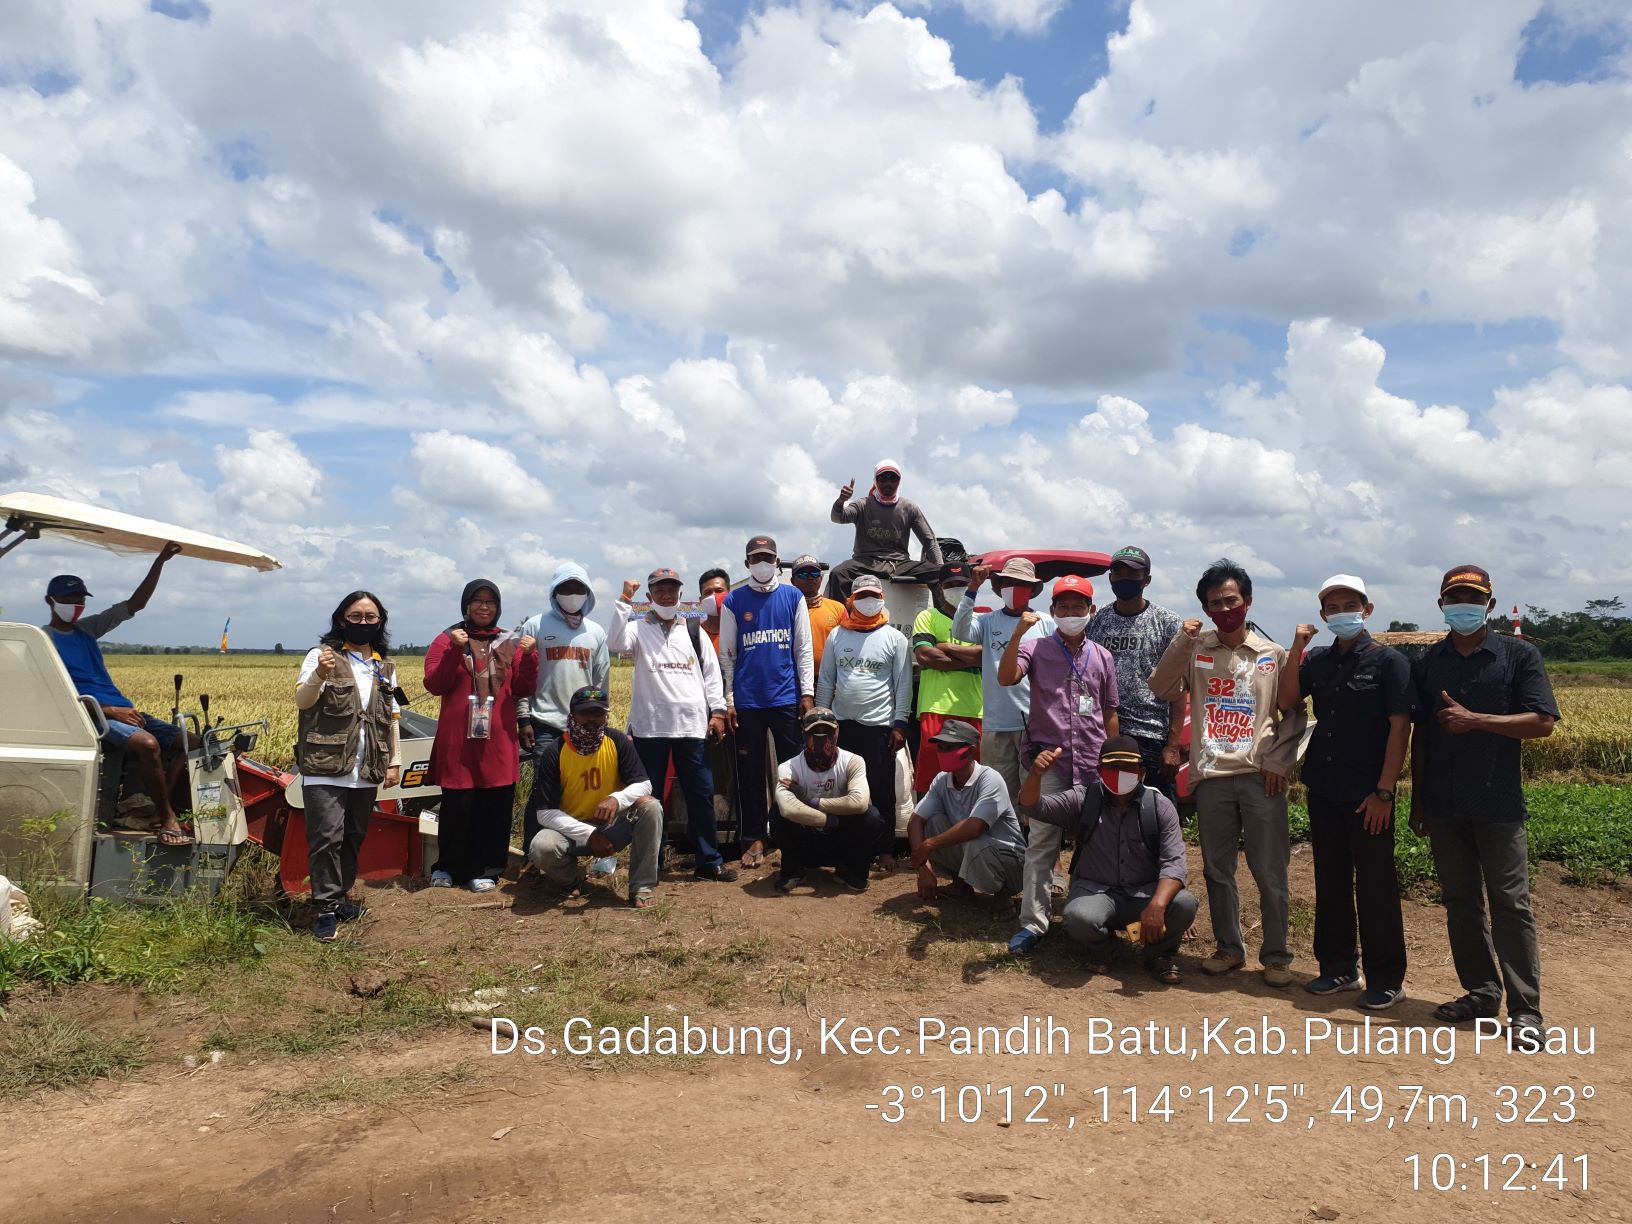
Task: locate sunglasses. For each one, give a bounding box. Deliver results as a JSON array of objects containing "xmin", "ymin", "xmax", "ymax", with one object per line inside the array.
[{"xmin": 792, "ymin": 569, "xmax": 822, "ymax": 580}]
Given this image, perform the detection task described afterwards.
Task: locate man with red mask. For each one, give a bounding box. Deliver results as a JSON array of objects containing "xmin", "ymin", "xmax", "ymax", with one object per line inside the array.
[
  {"xmin": 1150, "ymin": 559, "xmax": 1305, "ymax": 986},
  {"xmin": 1019, "ymin": 737, "xmax": 1198, "ymax": 984},
  {"xmin": 908, "ymin": 719, "xmax": 1026, "ymax": 907}
]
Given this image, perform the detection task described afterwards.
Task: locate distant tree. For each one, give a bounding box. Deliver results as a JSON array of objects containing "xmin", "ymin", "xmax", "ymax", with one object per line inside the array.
[
  {"xmin": 273, "ymin": 642, "xmax": 284, "ymax": 655},
  {"xmin": 1584, "ymin": 596, "xmax": 1626, "ymax": 621},
  {"xmin": 1387, "ymin": 620, "xmax": 1419, "ymax": 632}
]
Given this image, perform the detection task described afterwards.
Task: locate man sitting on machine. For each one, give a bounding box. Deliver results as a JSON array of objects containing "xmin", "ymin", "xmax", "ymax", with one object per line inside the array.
[{"xmin": 42, "ymin": 544, "xmax": 195, "ymax": 846}]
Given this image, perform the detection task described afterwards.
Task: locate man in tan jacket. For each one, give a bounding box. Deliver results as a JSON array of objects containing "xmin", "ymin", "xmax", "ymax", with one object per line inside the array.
[{"xmin": 1150, "ymin": 559, "xmax": 1305, "ymax": 985}]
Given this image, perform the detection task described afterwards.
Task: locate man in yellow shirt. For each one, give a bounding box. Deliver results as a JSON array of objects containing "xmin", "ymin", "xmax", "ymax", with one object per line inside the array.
[{"xmin": 526, "ymin": 687, "xmax": 662, "ymax": 907}]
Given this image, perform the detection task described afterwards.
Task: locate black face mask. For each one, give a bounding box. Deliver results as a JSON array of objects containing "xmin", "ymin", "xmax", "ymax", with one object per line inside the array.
[
  {"xmin": 343, "ymin": 621, "xmax": 382, "ymax": 646},
  {"xmin": 1110, "ymin": 578, "xmax": 1145, "ymax": 602},
  {"xmin": 805, "ymin": 739, "xmax": 838, "ymax": 769}
]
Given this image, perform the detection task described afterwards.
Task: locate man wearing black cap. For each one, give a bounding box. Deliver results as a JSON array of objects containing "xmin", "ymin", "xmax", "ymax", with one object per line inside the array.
[
  {"xmin": 1086, "ymin": 546, "xmax": 1184, "ymax": 802},
  {"xmin": 719, "ymin": 535, "xmax": 815, "ymax": 870},
  {"xmin": 526, "ymin": 686, "xmax": 663, "ymax": 907},
  {"xmin": 1018, "ymin": 736, "xmax": 1197, "ymax": 983},
  {"xmin": 1411, "ymin": 565, "xmax": 1560, "ymax": 1049},
  {"xmin": 788, "ymin": 554, "xmax": 845, "ymax": 675},
  {"xmin": 42, "ymin": 543, "xmax": 193, "ymax": 845},
  {"xmin": 909, "ymin": 719, "xmax": 1026, "ymax": 906},
  {"xmin": 772, "ymin": 707, "xmax": 884, "ymax": 893}
]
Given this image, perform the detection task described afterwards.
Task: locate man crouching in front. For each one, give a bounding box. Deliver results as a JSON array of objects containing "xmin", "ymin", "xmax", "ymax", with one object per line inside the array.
[{"xmin": 1018, "ymin": 735, "xmax": 1199, "ymax": 984}]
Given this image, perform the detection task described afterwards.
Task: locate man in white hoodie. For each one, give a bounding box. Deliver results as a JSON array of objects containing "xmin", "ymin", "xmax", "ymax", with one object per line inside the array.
[
  {"xmin": 517, "ymin": 562, "xmax": 611, "ymax": 857},
  {"xmin": 610, "ymin": 567, "xmax": 738, "ymax": 883}
]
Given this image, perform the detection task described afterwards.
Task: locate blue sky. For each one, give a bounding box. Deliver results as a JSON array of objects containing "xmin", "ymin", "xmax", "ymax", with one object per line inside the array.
[{"xmin": 2, "ymin": 0, "xmax": 1631, "ymax": 648}]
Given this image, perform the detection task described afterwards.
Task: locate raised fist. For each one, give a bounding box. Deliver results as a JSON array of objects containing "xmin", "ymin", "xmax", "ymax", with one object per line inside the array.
[
  {"xmin": 1294, "ymin": 623, "xmax": 1319, "ymax": 643},
  {"xmin": 316, "ymin": 647, "xmax": 339, "ymax": 679},
  {"xmin": 621, "ymin": 579, "xmax": 641, "ymax": 602},
  {"xmin": 1181, "ymin": 618, "xmax": 1203, "ymax": 639},
  {"xmin": 449, "ymin": 628, "xmax": 470, "ymax": 649}
]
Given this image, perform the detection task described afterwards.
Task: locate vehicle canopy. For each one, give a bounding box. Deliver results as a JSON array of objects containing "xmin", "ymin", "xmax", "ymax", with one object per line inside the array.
[
  {"xmin": 0, "ymin": 491, "xmax": 282, "ymax": 571},
  {"xmin": 970, "ymin": 549, "xmax": 1111, "ymax": 581}
]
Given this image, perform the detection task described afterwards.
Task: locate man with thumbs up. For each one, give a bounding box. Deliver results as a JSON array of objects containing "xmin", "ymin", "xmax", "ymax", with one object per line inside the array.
[{"xmin": 1411, "ymin": 565, "xmax": 1560, "ymax": 1051}]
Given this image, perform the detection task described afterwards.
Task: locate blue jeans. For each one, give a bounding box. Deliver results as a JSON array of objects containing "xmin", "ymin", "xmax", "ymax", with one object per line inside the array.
[
  {"xmin": 633, "ymin": 736, "xmax": 722, "ymax": 872},
  {"xmin": 102, "ymin": 711, "xmax": 181, "ymax": 753}
]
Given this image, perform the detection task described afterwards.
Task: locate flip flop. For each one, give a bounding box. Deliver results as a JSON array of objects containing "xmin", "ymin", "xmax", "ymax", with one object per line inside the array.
[
  {"xmin": 632, "ymin": 887, "xmax": 657, "ymax": 909},
  {"xmin": 740, "ymin": 844, "xmax": 764, "ymax": 870},
  {"xmin": 158, "ymin": 826, "xmax": 195, "ymax": 847}
]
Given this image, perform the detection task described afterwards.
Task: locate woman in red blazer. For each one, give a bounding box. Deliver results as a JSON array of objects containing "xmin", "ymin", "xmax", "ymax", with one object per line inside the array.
[{"xmin": 423, "ymin": 579, "xmax": 539, "ymax": 891}]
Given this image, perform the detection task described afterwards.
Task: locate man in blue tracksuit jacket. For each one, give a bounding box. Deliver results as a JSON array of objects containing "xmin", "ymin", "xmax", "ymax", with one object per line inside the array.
[{"xmin": 719, "ymin": 534, "xmax": 815, "ymax": 869}]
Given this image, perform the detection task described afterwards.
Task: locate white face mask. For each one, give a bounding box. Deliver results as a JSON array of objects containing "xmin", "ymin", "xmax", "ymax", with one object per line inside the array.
[
  {"xmin": 852, "ymin": 596, "xmax": 885, "ymax": 617},
  {"xmin": 50, "ymin": 600, "xmax": 85, "ymax": 624},
  {"xmin": 1054, "ymin": 615, "xmax": 1090, "ymax": 636},
  {"xmin": 556, "ymin": 592, "xmax": 588, "ymax": 614},
  {"xmin": 748, "ymin": 560, "xmax": 778, "ymax": 584},
  {"xmin": 943, "ymin": 585, "xmax": 968, "ymax": 602},
  {"xmin": 650, "ymin": 601, "xmax": 680, "ymax": 621}
]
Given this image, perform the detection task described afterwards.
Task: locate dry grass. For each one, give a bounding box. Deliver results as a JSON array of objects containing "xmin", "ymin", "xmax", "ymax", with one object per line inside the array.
[{"xmin": 106, "ymin": 654, "xmax": 635, "ymax": 770}]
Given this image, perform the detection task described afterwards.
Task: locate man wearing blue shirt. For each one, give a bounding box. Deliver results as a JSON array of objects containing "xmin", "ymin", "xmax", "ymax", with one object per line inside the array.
[{"xmin": 42, "ymin": 543, "xmax": 193, "ymax": 845}]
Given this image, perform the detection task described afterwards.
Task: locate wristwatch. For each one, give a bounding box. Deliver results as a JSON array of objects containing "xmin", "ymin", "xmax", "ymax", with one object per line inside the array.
[{"xmin": 1373, "ymin": 787, "xmax": 1396, "ymax": 802}]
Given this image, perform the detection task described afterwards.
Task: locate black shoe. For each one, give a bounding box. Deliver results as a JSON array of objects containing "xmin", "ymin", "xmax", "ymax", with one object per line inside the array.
[
  {"xmin": 336, "ymin": 899, "xmax": 367, "ymax": 922},
  {"xmin": 775, "ymin": 874, "xmax": 806, "ymax": 894},
  {"xmin": 837, "ymin": 869, "xmax": 868, "ymax": 893},
  {"xmin": 694, "ymin": 865, "xmax": 740, "ymax": 883},
  {"xmin": 1510, "ymin": 1013, "xmax": 1546, "ymax": 1053}
]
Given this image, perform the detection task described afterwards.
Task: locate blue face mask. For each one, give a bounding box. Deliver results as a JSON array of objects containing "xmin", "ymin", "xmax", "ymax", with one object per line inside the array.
[
  {"xmin": 1443, "ymin": 604, "xmax": 1489, "ymax": 635},
  {"xmin": 1325, "ymin": 611, "xmax": 1366, "ymax": 640}
]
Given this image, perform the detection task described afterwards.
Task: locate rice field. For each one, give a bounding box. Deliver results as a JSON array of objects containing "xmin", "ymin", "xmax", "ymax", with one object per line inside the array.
[
  {"xmin": 106, "ymin": 653, "xmax": 634, "ymax": 771},
  {"xmin": 105, "ymin": 653, "xmax": 1629, "ymax": 777}
]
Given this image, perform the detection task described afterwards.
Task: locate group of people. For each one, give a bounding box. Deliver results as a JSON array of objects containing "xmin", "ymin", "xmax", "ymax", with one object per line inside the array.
[{"xmin": 39, "ymin": 459, "xmax": 1563, "ymax": 1046}]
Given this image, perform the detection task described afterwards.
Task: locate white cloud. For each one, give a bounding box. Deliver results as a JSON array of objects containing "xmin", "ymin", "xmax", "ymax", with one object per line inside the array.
[
  {"xmin": 409, "ymin": 430, "xmax": 556, "ymax": 518},
  {"xmin": 214, "ymin": 429, "xmax": 324, "ymax": 522}
]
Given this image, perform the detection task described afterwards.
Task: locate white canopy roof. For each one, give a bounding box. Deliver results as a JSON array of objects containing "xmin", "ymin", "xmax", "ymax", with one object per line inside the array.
[{"xmin": 0, "ymin": 491, "xmax": 281, "ymax": 572}]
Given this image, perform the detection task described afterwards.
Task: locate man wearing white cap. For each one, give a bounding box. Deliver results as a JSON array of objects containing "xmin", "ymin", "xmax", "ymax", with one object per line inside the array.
[
  {"xmin": 827, "ymin": 459, "xmax": 943, "ymax": 601},
  {"xmin": 1280, "ymin": 575, "xmax": 1413, "ymax": 1010}
]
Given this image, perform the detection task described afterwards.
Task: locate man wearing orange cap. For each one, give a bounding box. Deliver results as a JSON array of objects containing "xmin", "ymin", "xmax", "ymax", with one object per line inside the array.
[{"xmin": 827, "ymin": 459, "xmax": 943, "ymax": 601}]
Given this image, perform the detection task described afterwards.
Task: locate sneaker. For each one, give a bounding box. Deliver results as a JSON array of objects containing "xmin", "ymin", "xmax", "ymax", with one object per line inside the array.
[
  {"xmin": 1305, "ymin": 969, "xmax": 1363, "ymax": 996},
  {"xmin": 837, "ymin": 869, "xmax": 869, "ymax": 893},
  {"xmin": 693, "ymin": 864, "xmax": 740, "ymax": 883},
  {"xmin": 1007, "ymin": 929, "xmax": 1042, "ymax": 956},
  {"xmin": 1357, "ymin": 987, "xmax": 1403, "ymax": 1011},
  {"xmin": 336, "ymin": 899, "xmax": 367, "ymax": 922},
  {"xmin": 429, "ymin": 870, "xmax": 453, "ymax": 888},
  {"xmin": 589, "ymin": 856, "xmax": 618, "ymax": 876},
  {"xmin": 1200, "ymin": 951, "xmax": 1246, "ymax": 976},
  {"xmin": 469, "ymin": 877, "xmax": 497, "ymax": 893},
  {"xmin": 775, "ymin": 874, "xmax": 806, "ymax": 894},
  {"xmin": 311, "ymin": 912, "xmax": 340, "ymax": 942},
  {"xmin": 1263, "ymin": 964, "xmax": 1295, "ymax": 988}
]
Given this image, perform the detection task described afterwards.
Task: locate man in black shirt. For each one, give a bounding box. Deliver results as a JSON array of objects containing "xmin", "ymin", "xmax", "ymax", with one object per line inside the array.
[
  {"xmin": 1283, "ymin": 574, "xmax": 1412, "ymax": 1010},
  {"xmin": 1410, "ymin": 565, "xmax": 1559, "ymax": 1051}
]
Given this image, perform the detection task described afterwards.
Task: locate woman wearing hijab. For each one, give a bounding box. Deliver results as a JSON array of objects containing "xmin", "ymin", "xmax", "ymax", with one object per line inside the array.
[
  {"xmin": 424, "ymin": 580, "xmax": 539, "ymax": 892},
  {"xmin": 294, "ymin": 591, "xmax": 403, "ymax": 942}
]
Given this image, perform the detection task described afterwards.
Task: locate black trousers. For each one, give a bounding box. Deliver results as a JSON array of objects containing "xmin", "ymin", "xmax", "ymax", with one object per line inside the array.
[
  {"xmin": 776, "ymin": 805, "xmax": 885, "ymax": 881},
  {"xmin": 734, "ymin": 705, "xmax": 802, "ymax": 846},
  {"xmin": 434, "ymin": 784, "xmax": 516, "ymax": 884},
  {"xmin": 1132, "ymin": 734, "xmax": 1178, "ymax": 806},
  {"xmin": 1307, "ymin": 792, "xmax": 1407, "ymax": 990},
  {"xmin": 521, "ymin": 723, "xmax": 565, "ymax": 854},
  {"xmin": 838, "ymin": 720, "xmax": 896, "ymax": 858},
  {"xmin": 826, "ymin": 556, "xmax": 941, "ymax": 603}
]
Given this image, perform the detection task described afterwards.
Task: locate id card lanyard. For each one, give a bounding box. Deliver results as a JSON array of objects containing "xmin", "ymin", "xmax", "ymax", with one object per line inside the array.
[{"xmin": 1055, "ymin": 634, "xmax": 1095, "ymax": 716}]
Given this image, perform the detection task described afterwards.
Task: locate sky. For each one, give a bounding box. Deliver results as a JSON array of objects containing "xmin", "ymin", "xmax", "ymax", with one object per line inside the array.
[{"xmin": 2, "ymin": 0, "xmax": 1630, "ymax": 648}]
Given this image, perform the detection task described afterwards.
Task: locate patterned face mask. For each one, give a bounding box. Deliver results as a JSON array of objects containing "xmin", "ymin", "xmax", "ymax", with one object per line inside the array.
[{"xmin": 568, "ymin": 717, "xmax": 607, "ymax": 755}]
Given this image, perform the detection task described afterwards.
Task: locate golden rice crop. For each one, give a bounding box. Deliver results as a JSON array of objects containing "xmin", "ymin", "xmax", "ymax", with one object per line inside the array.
[{"xmin": 107, "ymin": 653, "xmax": 634, "ymax": 771}]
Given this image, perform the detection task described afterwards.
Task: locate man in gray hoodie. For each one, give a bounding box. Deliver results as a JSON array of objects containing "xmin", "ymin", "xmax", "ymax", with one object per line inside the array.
[{"xmin": 517, "ymin": 562, "xmax": 611, "ymax": 853}]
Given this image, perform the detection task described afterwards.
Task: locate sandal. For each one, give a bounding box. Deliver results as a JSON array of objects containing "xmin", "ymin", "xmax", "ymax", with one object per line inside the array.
[
  {"xmin": 740, "ymin": 843, "xmax": 764, "ymax": 870},
  {"xmin": 1147, "ymin": 955, "xmax": 1182, "ymax": 985},
  {"xmin": 1433, "ymin": 993, "xmax": 1498, "ymax": 1025},
  {"xmin": 158, "ymin": 826, "xmax": 195, "ymax": 847},
  {"xmin": 632, "ymin": 887, "xmax": 657, "ymax": 909}
]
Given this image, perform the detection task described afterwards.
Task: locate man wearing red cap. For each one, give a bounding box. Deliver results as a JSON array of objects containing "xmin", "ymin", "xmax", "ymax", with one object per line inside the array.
[
  {"xmin": 826, "ymin": 459, "xmax": 943, "ymax": 601},
  {"xmin": 997, "ymin": 574, "xmax": 1120, "ymax": 955}
]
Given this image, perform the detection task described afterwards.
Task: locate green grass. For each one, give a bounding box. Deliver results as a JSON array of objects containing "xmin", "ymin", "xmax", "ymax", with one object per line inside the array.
[
  {"xmin": 1283, "ymin": 782, "xmax": 1632, "ymax": 891},
  {"xmin": 0, "ymin": 1012, "xmax": 149, "ymax": 1098},
  {"xmin": 253, "ymin": 1064, "xmax": 474, "ymax": 1119}
]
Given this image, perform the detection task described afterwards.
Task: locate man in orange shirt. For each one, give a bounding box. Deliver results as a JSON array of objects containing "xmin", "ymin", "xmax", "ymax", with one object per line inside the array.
[{"xmin": 790, "ymin": 554, "xmax": 846, "ymax": 673}]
